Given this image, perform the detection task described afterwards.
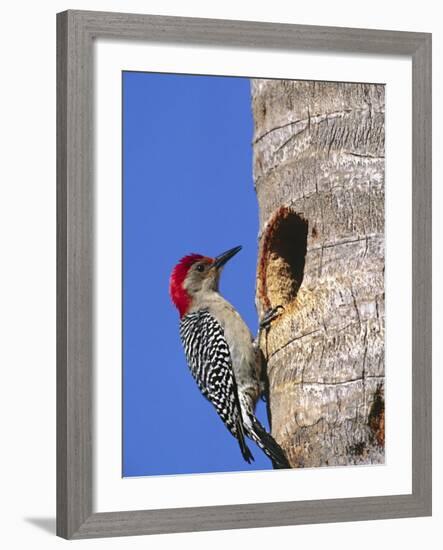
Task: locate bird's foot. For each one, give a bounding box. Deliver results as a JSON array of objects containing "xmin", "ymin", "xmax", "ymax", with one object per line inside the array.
[{"xmin": 260, "ymin": 305, "xmax": 284, "ymax": 330}]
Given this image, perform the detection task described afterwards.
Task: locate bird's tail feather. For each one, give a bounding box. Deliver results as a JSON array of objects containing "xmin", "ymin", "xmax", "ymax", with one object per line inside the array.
[
  {"xmin": 236, "ymin": 419, "xmax": 255, "ymax": 464},
  {"xmin": 238, "ymin": 438, "xmax": 254, "ymax": 464},
  {"xmin": 247, "ymin": 417, "xmax": 290, "ymax": 469}
]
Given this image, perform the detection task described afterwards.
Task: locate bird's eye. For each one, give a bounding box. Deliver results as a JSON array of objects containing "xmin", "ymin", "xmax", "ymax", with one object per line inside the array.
[{"xmin": 196, "ymin": 263, "xmax": 205, "ymax": 272}]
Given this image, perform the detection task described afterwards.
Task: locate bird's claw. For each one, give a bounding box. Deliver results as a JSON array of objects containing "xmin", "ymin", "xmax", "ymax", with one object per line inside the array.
[{"xmin": 260, "ymin": 305, "xmax": 284, "ymax": 330}]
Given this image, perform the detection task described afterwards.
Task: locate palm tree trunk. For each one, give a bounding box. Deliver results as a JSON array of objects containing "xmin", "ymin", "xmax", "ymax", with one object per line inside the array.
[{"xmin": 252, "ymin": 79, "xmax": 385, "ymax": 467}]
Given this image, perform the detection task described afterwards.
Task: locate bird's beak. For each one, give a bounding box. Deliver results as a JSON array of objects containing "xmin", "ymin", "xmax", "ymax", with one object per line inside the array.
[{"xmin": 212, "ymin": 246, "xmax": 242, "ymax": 269}]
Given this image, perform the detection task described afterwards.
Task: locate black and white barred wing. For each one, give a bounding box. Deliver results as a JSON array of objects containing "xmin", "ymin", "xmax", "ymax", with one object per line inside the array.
[{"xmin": 179, "ymin": 310, "xmax": 253, "ymax": 463}]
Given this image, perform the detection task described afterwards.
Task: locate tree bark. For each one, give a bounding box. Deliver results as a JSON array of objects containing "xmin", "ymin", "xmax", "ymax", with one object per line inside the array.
[{"xmin": 252, "ymin": 80, "xmax": 385, "ymax": 467}]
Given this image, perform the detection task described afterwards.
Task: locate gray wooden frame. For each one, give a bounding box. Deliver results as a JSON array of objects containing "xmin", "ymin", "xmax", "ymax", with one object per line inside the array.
[{"xmin": 57, "ymin": 9, "xmax": 432, "ymax": 539}]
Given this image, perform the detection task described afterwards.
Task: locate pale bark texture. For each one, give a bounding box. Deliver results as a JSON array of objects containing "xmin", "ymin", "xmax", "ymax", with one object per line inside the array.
[{"xmin": 252, "ymin": 80, "xmax": 385, "ymax": 467}]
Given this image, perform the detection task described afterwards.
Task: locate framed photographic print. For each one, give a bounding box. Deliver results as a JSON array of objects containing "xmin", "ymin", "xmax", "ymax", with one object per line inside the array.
[{"xmin": 57, "ymin": 10, "xmax": 432, "ymax": 539}]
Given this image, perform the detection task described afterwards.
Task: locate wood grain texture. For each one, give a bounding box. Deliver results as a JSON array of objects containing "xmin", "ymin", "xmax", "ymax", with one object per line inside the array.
[
  {"xmin": 71, "ymin": 494, "xmax": 427, "ymax": 538},
  {"xmin": 56, "ymin": 9, "xmax": 432, "ymax": 539},
  {"xmin": 253, "ymin": 80, "xmax": 385, "ymax": 468},
  {"xmin": 57, "ymin": 11, "xmax": 93, "ymax": 539},
  {"xmin": 411, "ymin": 36, "xmax": 432, "ymax": 507},
  {"xmin": 61, "ymin": 9, "xmax": 428, "ymax": 55}
]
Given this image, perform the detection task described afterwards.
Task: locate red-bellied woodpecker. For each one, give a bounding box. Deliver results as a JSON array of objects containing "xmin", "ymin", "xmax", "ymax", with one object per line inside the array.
[{"xmin": 169, "ymin": 245, "xmax": 289, "ymax": 469}]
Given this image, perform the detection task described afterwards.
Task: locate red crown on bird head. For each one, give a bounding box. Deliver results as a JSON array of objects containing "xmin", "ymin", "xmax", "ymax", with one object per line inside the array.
[{"xmin": 169, "ymin": 253, "xmax": 210, "ymax": 317}]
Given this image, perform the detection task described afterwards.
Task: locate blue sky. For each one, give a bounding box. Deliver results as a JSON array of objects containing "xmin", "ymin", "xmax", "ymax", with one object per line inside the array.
[{"xmin": 123, "ymin": 71, "xmax": 272, "ymax": 476}]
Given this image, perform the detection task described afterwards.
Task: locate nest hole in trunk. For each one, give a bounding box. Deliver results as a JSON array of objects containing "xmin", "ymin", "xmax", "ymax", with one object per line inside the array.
[{"xmin": 258, "ymin": 207, "xmax": 308, "ymax": 311}]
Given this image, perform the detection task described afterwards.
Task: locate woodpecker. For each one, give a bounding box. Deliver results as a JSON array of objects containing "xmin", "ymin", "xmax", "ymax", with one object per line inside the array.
[{"xmin": 169, "ymin": 245, "xmax": 290, "ymax": 469}]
